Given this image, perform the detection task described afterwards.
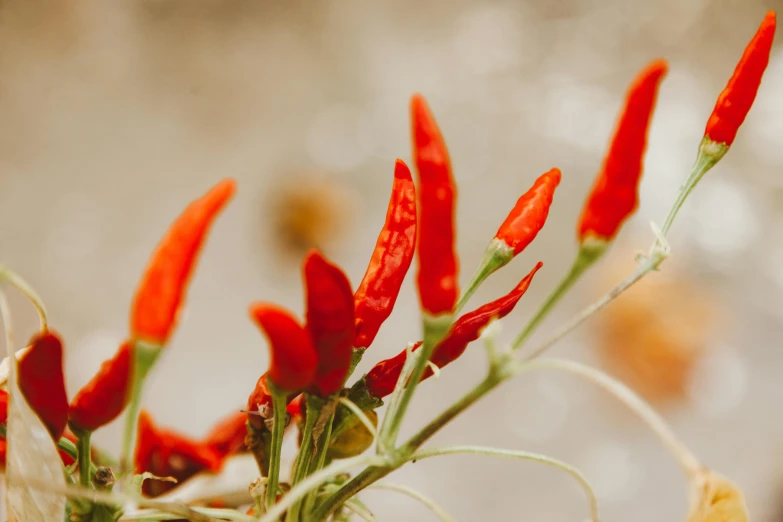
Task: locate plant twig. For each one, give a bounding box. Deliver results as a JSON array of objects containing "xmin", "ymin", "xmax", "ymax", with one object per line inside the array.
[
  {"xmin": 409, "ymin": 446, "xmax": 598, "ymax": 522},
  {"xmin": 370, "ymin": 483, "xmax": 456, "ymax": 522}
]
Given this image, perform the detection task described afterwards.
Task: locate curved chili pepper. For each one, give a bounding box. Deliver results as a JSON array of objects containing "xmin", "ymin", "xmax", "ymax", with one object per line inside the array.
[
  {"xmin": 69, "ymin": 341, "xmax": 132, "ymax": 432},
  {"xmin": 410, "ymin": 94, "xmax": 459, "ymax": 316},
  {"xmin": 495, "ymin": 169, "xmax": 561, "ymax": 255},
  {"xmin": 203, "ymin": 411, "xmax": 248, "ymax": 459},
  {"xmin": 131, "ymin": 178, "xmax": 236, "ymax": 345},
  {"xmin": 304, "ymin": 250, "xmax": 355, "ymax": 397},
  {"xmin": 704, "ymin": 11, "xmax": 776, "ymax": 146},
  {"xmin": 135, "ymin": 410, "xmax": 223, "ymax": 497},
  {"xmin": 286, "ymin": 394, "xmax": 305, "ymax": 424},
  {"xmin": 246, "ymin": 374, "xmax": 274, "ymax": 431},
  {"xmin": 17, "ymin": 331, "xmax": 68, "ymax": 440},
  {"xmin": 578, "ymin": 60, "xmax": 668, "ymax": 242},
  {"xmin": 249, "ymin": 303, "xmax": 318, "ymax": 394},
  {"xmin": 365, "ymin": 262, "xmax": 542, "ymax": 398},
  {"xmin": 353, "ymin": 159, "xmax": 417, "ymax": 349}
]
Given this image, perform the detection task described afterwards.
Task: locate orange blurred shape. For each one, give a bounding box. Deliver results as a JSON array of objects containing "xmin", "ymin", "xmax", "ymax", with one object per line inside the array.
[
  {"xmin": 593, "ymin": 256, "xmax": 722, "ymax": 404},
  {"xmin": 267, "ymin": 172, "xmax": 352, "ymax": 258}
]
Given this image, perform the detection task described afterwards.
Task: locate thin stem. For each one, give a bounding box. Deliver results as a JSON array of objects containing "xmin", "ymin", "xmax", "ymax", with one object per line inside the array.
[
  {"xmin": 409, "ymin": 446, "xmax": 598, "ymax": 521},
  {"xmin": 370, "ymin": 483, "xmax": 455, "ymax": 522},
  {"xmin": 454, "ymin": 242, "xmax": 510, "ymax": 314},
  {"xmin": 265, "ymin": 390, "xmax": 288, "ymax": 512},
  {"xmin": 521, "ymin": 252, "xmax": 661, "ymax": 362},
  {"xmin": 314, "ymin": 375, "xmax": 502, "ymax": 521},
  {"xmin": 257, "ymin": 454, "xmax": 385, "ymax": 522},
  {"xmin": 660, "ymin": 143, "xmax": 722, "ymax": 236},
  {"xmin": 376, "ymin": 342, "xmax": 420, "ymax": 453},
  {"xmin": 302, "ymin": 412, "xmax": 335, "ymax": 515},
  {"xmin": 9, "ymin": 474, "xmax": 228, "ymax": 522},
  {"xmin": 76, "ymin": 430, "xmax": 93, "ymax": 488},
  {"xmin": 402, "ymin": 374, "xmax": 499, "ymax": 453},
  {"xmin": 287, "ymin": 396, "xmax": 321, "ymax": 522},
  {"xmin": 514, "ymin": 358, "xmax": 701, "ymax": 476},
  {"xmin": 119, "ymin": 507, "xmax": 258, "ymax": 521},
  {"xmin": 0, "ymin": 266, "xmax": 48, "ymax": 331},
  {"xmin": 342, "ymin": 499, "xmax": 377, "ymax": 522},
  {"xmin": 381, "ymin": 315, "xmax": 452, "ymax": 450},
  {"xmin": 120, "ymin": 341, "xmax": 161, "ymax": 474},
  {"xmin": 512, "ymin": 245, "xmax": 603, "ymax": 351},
  {"xmin": 307, "ymin": 465, "xmax": 391, "ymax": 522}
]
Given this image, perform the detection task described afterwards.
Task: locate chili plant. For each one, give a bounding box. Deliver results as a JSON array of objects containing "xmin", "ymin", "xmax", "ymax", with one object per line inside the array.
[{"xmin": 0, "ymin": 10, "xmax": 776, "ymax": 522}]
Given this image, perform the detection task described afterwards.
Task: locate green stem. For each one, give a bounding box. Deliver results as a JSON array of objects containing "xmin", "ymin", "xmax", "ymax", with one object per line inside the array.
[
  {"xmin": 660, "ymin": 140, "xmax": 725, "ymax": 236},
  {"xmin": 76, "ymin": 430, "xmax": 93, "ymax": 488},
  {"xmin": 265, "ymin": 389, "xmax": 288, "ymax": 513},
  {"xmin": 307, "ymin": 465, "xmax": 391, "ymax": 522},
  {"xmin": 287, "ymin": 397, "xmax": 321, "ymax": 522},
  {"xmin": 511, "ymin": 243, "xmax": 605, "ymax": 351},
  {"xmin": 454, "ymin": 240, "xmax": 511, "ymax": 314},
  {"xmin": 380, "ymin": 315, "xmax": 452, "ymax": 450},
  {"xmin": 301, "ymin": 413, "xmax": 335, "ymax": 516},
  {"xmin": 258, "ymin": 455, "xmax": 385, "ymax": 522},
  {"xmin": 120, "ymin": 341, "xmax": 161, "ymax": 474},
  {"xmin": 408, "ymin": 446, "xmax": 598, "ymax": 522}
]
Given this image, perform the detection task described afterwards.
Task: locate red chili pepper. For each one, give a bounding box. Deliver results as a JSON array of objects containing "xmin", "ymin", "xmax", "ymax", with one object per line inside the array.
[
  {"xmin": 249, "ymin": 303, "xmax": 318, "ymax": 394},
  {"xmin": 246, "ymin": 374, "xmax": 274, "ymax": 431},
  {"xmin": 304, "ymin": 250, "xmax": 355, "ymax": 397},
  {"xmin": 0, "ymin": 389, "xmax": 7, "ymax": 424},
  {"xmin": 704, "ymin": 11, "xmax": 776, "ymax": 146},
  {"xmin": 365, "ymin": 262, "xmax": 542, "ymax": 398},
  {"xmin": 286, "ymin": 394, "xmax": 305, "ymax": 424},
  {"xmin": 131, "ymin": 179, "xmax": 236, "ymax": 345},
  {"xmin": 203, "ymin": 411, "xmax": 248, "ymax": 459},
  {"xmin": 578, "ymin": 60, "xmax": 668, "ymax": 242},
  {"xmin": 17, "ymin": 331, "xmax": 68, "ymax": 440},
  {"xmin": 68, "ymin": 341, "xmax": 132, "ymax": 432},
  {"xmin": 353, "ymin": 159, "xmax": 417, "ymax": 349},
  {"xmin": 410, "ymin": 94, "xmax": 459, "ymax": 316},
  {"xmin": 495, "ymin": 169, "xmax": 561, "ymax": 255},
  {"xmin": 135, "ymin": 410, "xmax": 223, "ymax": 497}
]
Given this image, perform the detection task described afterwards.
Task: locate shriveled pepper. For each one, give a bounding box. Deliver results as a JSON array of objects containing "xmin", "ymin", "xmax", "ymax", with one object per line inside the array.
[
  {"xmin": 578, "ymin": 60, "xmax": 668, "ymax": 243},
  {"xmin": 304, "ymin": 250, "xmax": 355, "ymax": 397},
  {"xmin": 69, "ymin": 341, "xmax": 133, "ymax": 432},
  {"xmin": 495, "ymin": 168, "xmax": 562, "ymax": 257},
  {"xmin": 246, "ymin": 374, "xmax": 274, "ymax": 432},
  {"xmin": 249, "ymin": 303, "xmax": 318, "ymax": 394},
  {"xmin": 17, "ymin": 331, "xmax": 68, "ymax": 440},
  {"xmin": 365, "ymin": 262, "xmax": 543, "ymax": 398},
  {"xmin": 131, "ymin": 178, "xmax": 236, "ymax": 346},
  {"xmin": 704, "ymin": 11, "xmax": 776, "ymax": 147},
  {"xmin": 134, "ymin": 410, "xmax": 223, "ymax": 497},
  {"xmin": 353, "ymin": 159, "xmax": 417, "ymax": 349},
  {"xmin": 410, "ymin": 94, "xmax": 459, "ymax": 316}
]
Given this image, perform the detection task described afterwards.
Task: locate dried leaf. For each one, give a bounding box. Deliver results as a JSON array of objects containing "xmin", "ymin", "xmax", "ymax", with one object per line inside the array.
[
  {"xmin": 5, "ymin": 351, "xmax": 67, "ymax": 520},
  {"xmin": 687, "ymin": 470, "xmax": 748, "ymax": 522},
  {"xmin": 0, "ymin": 346, "xmax": 31, "ymax": 387}
]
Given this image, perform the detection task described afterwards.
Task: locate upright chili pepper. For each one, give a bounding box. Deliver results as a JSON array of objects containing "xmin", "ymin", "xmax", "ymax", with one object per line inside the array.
[
  {"xmin": 17, "ymin": 331, "xmax": 68, "ymax": 440},
  {"xmin": 249, "ymin": 303, "xmax": 318, "ymax": 394},
  {"xmin": 495, "ymin": 168, "xmax": 561, "ymax": 256},
  {"xmin": 130, "ymin": 178, "xmax": 236, "ymax": 346},
  {"xmin": 135, "ymin": 410, "xmax": 223, "ymax": 497},
  {"xmin": 304, "ymin": 250, "xmax": 355, "ymax": 397},
  {"xmin": 578, "ymin": 60, "xmax": 668, "ymax": 243},
  {"xmin": 353, "ymin": 159, "xmax": 417, "ymax": 349},
  {"xmin": 69, "ymin": 341, "xmax": 133, "ymax": 432},
  {"xmin": 203, "ymin": 411, "xmax": 248, "ymax": 459},
  {"xmin": 365, "ymin": 262, "xmax": 542, "ymax": 398},
  {"xmin": 410, "ymin": 94, "xmax": 459, "ymax": 316},
  {"xmin": 704, "ymin": 11, "xmax": 776, "ymax": 147}
]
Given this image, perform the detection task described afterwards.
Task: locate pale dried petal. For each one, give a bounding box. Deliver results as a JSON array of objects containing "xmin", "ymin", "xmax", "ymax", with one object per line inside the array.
[{"xmin": 687, "ymin": 470, "xmax": 748, "ymax": 522}]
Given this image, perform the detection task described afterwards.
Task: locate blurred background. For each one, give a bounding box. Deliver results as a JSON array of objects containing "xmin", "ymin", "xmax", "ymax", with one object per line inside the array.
[{"xmin": 1, "ymin": 0, "xmax": 783, "ymax": 520}]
